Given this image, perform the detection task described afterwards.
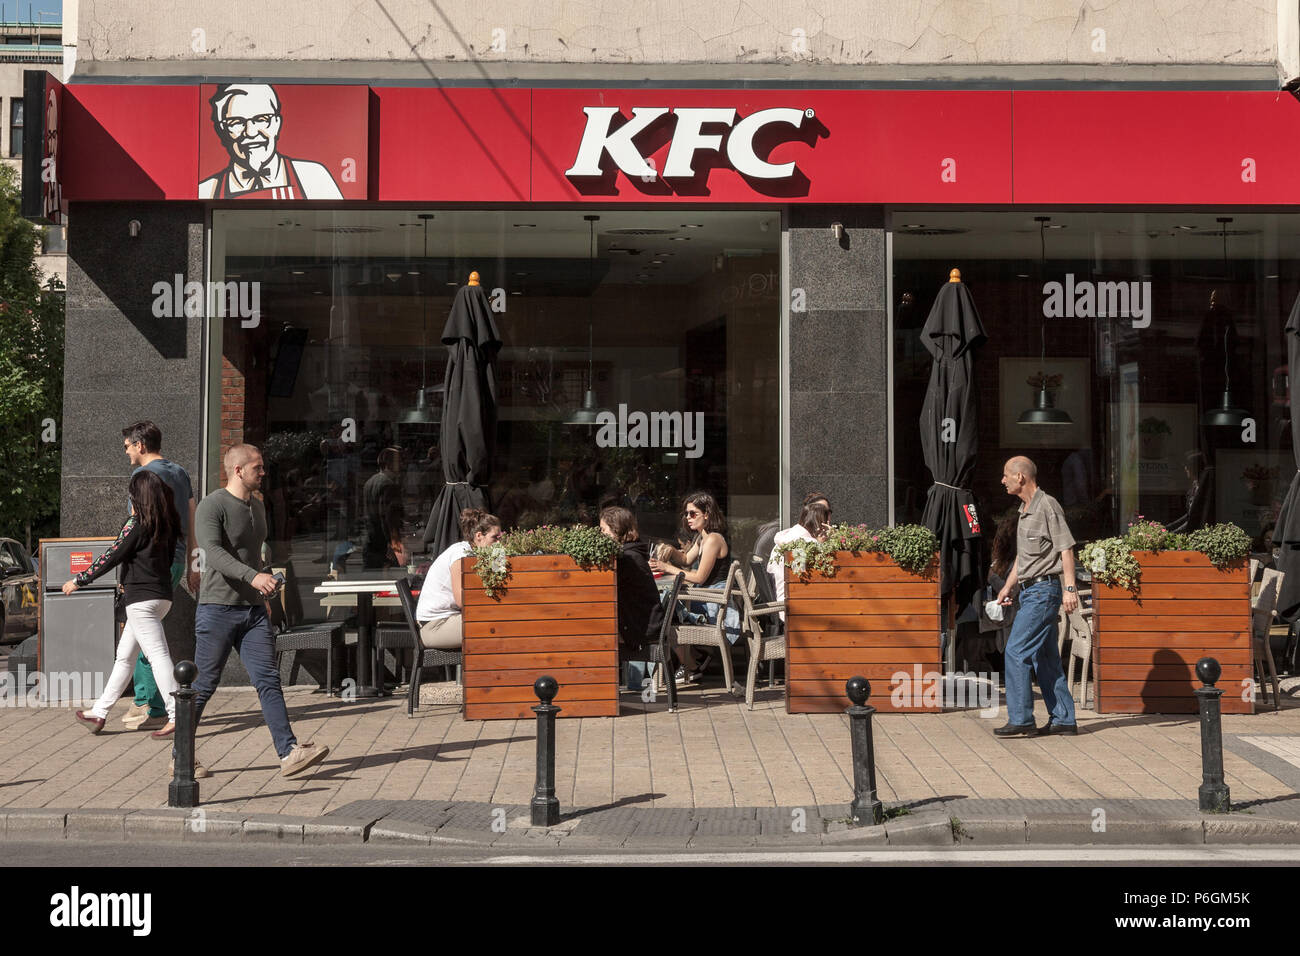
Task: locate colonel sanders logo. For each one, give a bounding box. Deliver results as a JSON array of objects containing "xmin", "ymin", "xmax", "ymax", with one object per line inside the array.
[{"xmin": 198, "ymin": 83, "xmax": 343, "ymax": 200}]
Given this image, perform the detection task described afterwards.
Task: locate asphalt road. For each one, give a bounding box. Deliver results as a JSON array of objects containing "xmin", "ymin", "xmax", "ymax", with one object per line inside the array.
[{"xmin": 5, "ymin": 840, "xmax": 1299, "ymax": 866}]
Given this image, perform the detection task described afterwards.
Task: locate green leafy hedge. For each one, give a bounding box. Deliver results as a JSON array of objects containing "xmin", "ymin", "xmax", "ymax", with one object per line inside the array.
[
  {"xmin": 776, "ymin": 524, "xmax": 939, "ymax": 579},
  {"xmin": 471, "ymin": 524, "xmax": 621, "ymax": 598},
  {"xmin": 1079, "ymin": 518, "xmax": 1251, "ymax": 593}
]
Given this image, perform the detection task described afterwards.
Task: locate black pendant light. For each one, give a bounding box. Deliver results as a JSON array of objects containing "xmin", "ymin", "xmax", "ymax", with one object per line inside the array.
[
  {"xmin": 565, "ymin": 214, "xmax": 603, "ymax": 425},
  {"xmin": 1019, "ymin": 216, "xmax": 1073, "ymax": 426},
  {"xmin": 401, "ymin": 213, "xmax": 437, "ymax": 425},
  {"xmin": 1201, "ymin": 217, "xmax": 1249, "ymax": 428}
]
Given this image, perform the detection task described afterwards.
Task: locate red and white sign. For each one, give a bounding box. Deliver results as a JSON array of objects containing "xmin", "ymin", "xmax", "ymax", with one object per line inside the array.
[
  {"xmin": 69, "ymin": 552, "xmax": 92, "ymax": 574},
  {"xmin": 197, "ymin": 83, "xmax": 368, "ymax": 200},
  {"xmin": 35, "ymin": 84, "xmax": 1300, "ymax": 207}
]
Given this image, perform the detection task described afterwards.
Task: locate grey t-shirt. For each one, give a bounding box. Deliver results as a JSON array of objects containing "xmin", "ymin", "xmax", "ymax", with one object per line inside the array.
[
  {"xmin": 132, "ymin": 459, "xmax": 193, "ymax": 566},
  {"xmin": 195, "ymin": 488, "xmax": 267, "ymax": 606},
  {"xmin": 1016, "ymin": 488, "xmax": 1076, "ymax": 580}
]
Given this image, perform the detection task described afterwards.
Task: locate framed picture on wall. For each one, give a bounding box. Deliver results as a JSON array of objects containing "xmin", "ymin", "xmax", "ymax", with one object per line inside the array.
[
  {"xmin": 998, "ymin": 357, "xmax": 1092, "ymax": 450},
  {"xmin": 1215, "ymin": 449, "xmax": 1296, "ymax": 541},
  {"xmin": 1102, "ymin": 402, "xmax": 1198, "ymax": 495}
]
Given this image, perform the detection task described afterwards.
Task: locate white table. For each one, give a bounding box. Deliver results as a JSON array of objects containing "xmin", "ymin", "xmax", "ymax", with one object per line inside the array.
[{"xmin": 313, "ymin": 579, "xmax": 398, "ymax": 698}]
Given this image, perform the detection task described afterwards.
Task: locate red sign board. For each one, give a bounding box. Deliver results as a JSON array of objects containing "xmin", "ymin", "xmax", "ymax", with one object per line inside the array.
[
  {"xmin": 530, "ymin": 89, "xmax": 1013, "ymax": 204},
  {"xmin": 37, "ymin": 83, "xmax": 1300, "ymax": 207},
  {"xmin": 69, "ymin": 552, "xmax": 92, "ymax": 574},
  {"xmin": 19, "ymin": 71, "xmax": 66, "ymax": 223}
]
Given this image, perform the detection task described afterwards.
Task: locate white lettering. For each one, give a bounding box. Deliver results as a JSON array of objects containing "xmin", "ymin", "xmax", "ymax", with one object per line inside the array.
[{"xmin": 594, "ymin": 404, "xmax": 705, "ymax": 458}]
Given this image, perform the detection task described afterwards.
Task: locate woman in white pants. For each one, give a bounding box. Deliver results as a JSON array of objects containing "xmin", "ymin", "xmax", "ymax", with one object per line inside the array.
[{"xmin": 65, "ymin": 470, "xmax": 181, "ymax": 737}]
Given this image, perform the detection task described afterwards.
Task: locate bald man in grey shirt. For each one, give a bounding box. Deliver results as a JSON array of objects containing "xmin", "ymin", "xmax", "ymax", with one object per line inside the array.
[{"xmin": 191, "ymin": 444, "xmax": 330, "ymax": 778}]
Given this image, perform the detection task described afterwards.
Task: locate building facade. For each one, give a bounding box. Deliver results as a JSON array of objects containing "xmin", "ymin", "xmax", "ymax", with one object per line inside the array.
[{"xmin": 39, "ymin": 1, "xmax": 1300, "ymax": 613}]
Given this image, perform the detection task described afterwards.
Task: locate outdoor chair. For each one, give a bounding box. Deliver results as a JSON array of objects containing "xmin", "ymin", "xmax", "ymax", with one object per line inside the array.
[
  {"xmin": 1251, "ymin": 568, "xmax": 1283, "ymax": 711},
  {"xmin": 270, "ymin": 563, "xmax": 347, "ymax": 696},
  {"xmin": 671, "ymin": 560, "xmax": 742, "ymax": 695},
  {"xmin": 1062, "ymin": 601, "xmax": 1093, "ymax": 709},
  {"xmin": 638, "ymin": 573, "xmax": 684, "ymax": 712},
  {"xmin": 373, "ymin": 577, "xmax": 463, "ymax": 716},
  {"xmin": 740, "ymin": 558, "xmax": 786, "ymax": 709}
]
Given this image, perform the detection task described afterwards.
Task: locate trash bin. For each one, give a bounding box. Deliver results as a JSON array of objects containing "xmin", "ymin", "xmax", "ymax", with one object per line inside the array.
[{"xmin": 38, "ymin": 538, "xmax": 118, "ymax": 706}]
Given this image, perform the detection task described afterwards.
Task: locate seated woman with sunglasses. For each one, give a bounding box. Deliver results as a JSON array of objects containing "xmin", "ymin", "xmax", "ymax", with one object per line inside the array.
[{"xmin": 648, "ymin": 491, "xmax": 740, "ymax": 684}]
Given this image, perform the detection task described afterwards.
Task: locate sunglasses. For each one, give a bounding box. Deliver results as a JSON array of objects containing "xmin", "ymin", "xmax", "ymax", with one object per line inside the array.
[{"xmin": 684, "ymin": 509, "xmax": 702, "ymax": 518}]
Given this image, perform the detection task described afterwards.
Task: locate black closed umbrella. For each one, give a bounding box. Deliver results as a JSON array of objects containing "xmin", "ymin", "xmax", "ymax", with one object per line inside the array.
[
  {"xmin": 423, "ymin": 272, "xmax": 502, "ymax": 556},
  {"xmin": 920, "ymin": 270, "xmax": 988, "ymax": 670},
  {"xmin": 1273, "ymin": 292, "xmax": 1300, "ymax": 621}
]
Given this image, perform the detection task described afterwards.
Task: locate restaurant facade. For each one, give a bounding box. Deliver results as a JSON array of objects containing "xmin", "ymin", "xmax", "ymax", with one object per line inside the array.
[{"xmin": 27, "ymin": 12, "xmax": 1300, "ymax": 627}]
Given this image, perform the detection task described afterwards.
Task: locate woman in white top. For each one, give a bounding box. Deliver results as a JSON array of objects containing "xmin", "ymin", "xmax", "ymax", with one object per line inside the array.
[
  {"xmin": 414, "ymin": 508, "xmax": 502, "ymax": 649},
  {"xmin": 767, "ymin": 498, "xmax": 831, "ymax": 611}
]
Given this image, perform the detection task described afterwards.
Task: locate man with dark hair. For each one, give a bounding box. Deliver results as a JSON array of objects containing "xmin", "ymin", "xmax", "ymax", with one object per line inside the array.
[
  {"xmin": 191, "ymin": 443, "xmax": 329, "ymax": 777},
  {"xmin": 994, "ymin": 456, "xmax": 1079, "ymax": 738},
  {"xmin": 361, "ymin": 447, "xmax": 406, "ymax": 570},
  {"xmin": 120, "ymin": 421, "xmax": 198, "ymax": 733}
]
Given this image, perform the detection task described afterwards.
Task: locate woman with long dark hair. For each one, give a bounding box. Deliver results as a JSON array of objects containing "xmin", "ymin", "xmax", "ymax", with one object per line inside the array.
[
  {"xmin": 66, "ymin": 470, "xmax": 182, "ymax": 736},
  {"xmin": 649, "ymin": 490, "xmax": 740, "ymax": 682}
]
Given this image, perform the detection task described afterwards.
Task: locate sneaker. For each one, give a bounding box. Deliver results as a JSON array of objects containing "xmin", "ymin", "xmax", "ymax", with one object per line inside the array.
[
  {"xmin": 280, "ymin": 742, "xmax": 330, "ymax": 778},
  {"xmin": 169, "ymin": 759, "xmax": 212, "ymax": 779},
  {"xmin": 124, "ymin": 713, "xmax": 166, "ymax": 731},
  {"xmin": 149, "ymin": 721, "xmax": 176, "ymax": 738},
  {"xmin": 673, "ymin": 667, "xmax": 690, "ymax": 686},
  {"xmin": 120, "ymin": 702, "xmax": 149, "ymax": 724}
]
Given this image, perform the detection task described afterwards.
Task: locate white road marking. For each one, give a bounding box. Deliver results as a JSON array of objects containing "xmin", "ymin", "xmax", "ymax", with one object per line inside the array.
[{"xmin": 481, "ymin": 847, "xmax": 1300, "ymax": 865}]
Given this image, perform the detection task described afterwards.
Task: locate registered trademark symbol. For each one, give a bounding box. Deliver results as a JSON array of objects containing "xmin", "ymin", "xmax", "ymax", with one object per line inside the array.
[{"xmin": 804, "ymin": 108, "xmax": 815, "ymax": 119}]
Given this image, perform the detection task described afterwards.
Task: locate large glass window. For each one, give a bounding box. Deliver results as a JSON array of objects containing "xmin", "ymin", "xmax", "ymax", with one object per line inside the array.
[
  {"xmin": 893, "ymin": 211, "xmax": 1300, "ymax": 553},
  {"xmin": 209, "ymin": 208, "xmax": 781, "ymax": 569},
  {"xmin": 9, "ymin": 98, "xmax": 23, "ymax": 159}
]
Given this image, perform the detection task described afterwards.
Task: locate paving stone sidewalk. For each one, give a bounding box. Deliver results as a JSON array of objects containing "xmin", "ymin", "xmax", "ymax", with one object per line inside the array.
[{"xmin": 2, "ymin": 682, "xmax": 1299, "ymax": 848}]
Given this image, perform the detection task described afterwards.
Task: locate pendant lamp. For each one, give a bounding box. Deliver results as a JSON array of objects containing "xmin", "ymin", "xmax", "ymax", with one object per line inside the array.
[
  {"xmin": 1019, "ymin": 217, "xmax": 1073, "ymax": 425},
  {"xmin": 1201, "ymin": 218, "xmax": 1249, "ymax": 428},
  {"xmin": 401, "ymin": 213, "xmax": 438, "ymax": 425},
  {"xmin": 565, "ymin": 214, "xmax": 604, "ymax": 425}
]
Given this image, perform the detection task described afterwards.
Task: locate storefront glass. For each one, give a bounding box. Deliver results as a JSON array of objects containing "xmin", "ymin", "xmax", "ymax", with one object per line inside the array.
[
  {"xmin": 893, "ymin": 211, "xmax": 1300, "ymax": 554},
  {"xmin": 208, "ymin": 208, "xmax": 781, "ymax": 568}
]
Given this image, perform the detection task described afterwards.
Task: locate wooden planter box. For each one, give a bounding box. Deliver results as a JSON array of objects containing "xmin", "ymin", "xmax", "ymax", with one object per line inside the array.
[
  {"xmin": 785, "ymin": 552, "xmax": 941, "ymax": 714},
  {"xmin": 461, "ymin": 554, "xmax": 620, "ymax": 719},
  {"xmin": 1093, "ymin": 552, "xmax": 1251, "ymax": 715}
]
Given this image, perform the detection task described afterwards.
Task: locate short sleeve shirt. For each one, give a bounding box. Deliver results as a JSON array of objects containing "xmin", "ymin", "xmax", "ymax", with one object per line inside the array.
[
  {"xmin": 415, "ymin": 541, "xmax": 473, "ymax": 623},
  {"xmin": 1016, "ymin": 488, "xmax": 1076, "ymax": 579}
]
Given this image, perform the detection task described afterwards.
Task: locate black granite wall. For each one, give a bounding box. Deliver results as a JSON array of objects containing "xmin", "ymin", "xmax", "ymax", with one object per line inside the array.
[
  {"xmin": 788, "ymin": 207, "xmax": 890, "ymax": 526},
  {"xmin": 63, "ymin": 202, "xmax": 206, "ymax": 662}
]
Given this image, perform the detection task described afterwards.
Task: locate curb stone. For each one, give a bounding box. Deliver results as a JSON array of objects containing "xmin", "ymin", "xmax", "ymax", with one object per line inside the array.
[
  {"xmin": 123, "ymin": 808, "xmax": 194, "ymax": 841},
  {"xmin": 182, "ymin": 812, "xmax": 245, "ymax": 842},
  {"xmin": 954, "ymin": 818, "xmax": 1028, "ymax": 844},
  {"xmin": 821, "ymin": 821, "xmax": 889, "ymax": 845},
  {"xmin": 883, "ymin": 809, "xmax": 953, "ymax": 846},
  {"xmin": 367, "ymin": 819, "xmax": 436, "ymax": 845},
  {"xmin": 1203, "ymin": 816, "xmax": 1300, "ymax": 844},
  {"xmin": 303, "ymin": 816, "xmax": 376, "ymax": 845},
  {"xmin": 65, "ymin": 809, "xmax": 128, "ymax": 841},
  {"xmin": 241, "ymin": 814, "xmax": 309, "ymax": 844},
  {"xmin": 3, "ymin": 808, "xmax": 67, "ymax": 839}
]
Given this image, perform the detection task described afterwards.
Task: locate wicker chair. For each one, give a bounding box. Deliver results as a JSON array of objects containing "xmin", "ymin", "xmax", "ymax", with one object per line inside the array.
[
  {"xmin": 740, "ymin": 557, "xmax": 786, "ymax": 709},
  {"xmin": 671, "ymin": 560, "xmax": 742, "ymax": 695},
  {"xmin": 374, "ymin": 577, "xmax": 463, "ymax": 716},
  {"xmin": 270, "ymin": 564, "xmax": 347, "ymax": 696},
  {"xmin": 1251, "ymin": 568, "xmax": 1283, "ymax": 711},
  {"xmin": 632, "ymin": 573, "xmax": 685, "ymax": 712}
]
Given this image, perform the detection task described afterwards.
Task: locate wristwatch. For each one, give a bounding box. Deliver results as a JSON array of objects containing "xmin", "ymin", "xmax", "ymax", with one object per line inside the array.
[{"xmin": 1064, "ymin": 585, "xmax": 1076, "ymax": 593}]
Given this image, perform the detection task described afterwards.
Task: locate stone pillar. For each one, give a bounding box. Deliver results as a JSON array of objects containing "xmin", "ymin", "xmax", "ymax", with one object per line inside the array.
[
  {"xmin": 787, "ymin": 207, "xmax": 890, "ymax": 525},
  {"xmin": 62, "ymin": 202, "xmax": 206, "ymax": 660}
]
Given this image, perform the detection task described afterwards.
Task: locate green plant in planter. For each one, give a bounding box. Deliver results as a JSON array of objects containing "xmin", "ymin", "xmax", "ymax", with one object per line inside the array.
[
  {"xmin": 1081, "ymin": 518, "xmax": 1250, "ymax": 593},
  {"xmin": 472, "ymin": 524, "xmax": 621, "ymax": 598},
  {"xmin": 777, "ymin": 523, "xmax": 938, "ymax": 579}
]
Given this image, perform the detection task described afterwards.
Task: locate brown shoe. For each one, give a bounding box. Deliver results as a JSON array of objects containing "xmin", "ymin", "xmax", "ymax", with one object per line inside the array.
[
  {"xmin": 170, "ymin": 759, "xmax": 212, "ymax": 779},
  {"xmin": 280, "ymin": 742, "xmax": 330, "ymax": 777},
  {"xmin": 75, "ymin": 711, "xmax": 105, "ymax": 735}
]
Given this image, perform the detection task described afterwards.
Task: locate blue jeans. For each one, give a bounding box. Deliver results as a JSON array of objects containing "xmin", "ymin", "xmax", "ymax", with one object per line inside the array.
[
  {"xmin": 1003, "ymin": 579, "xmax": 1076, "ymax": 727},
  {"xmin": 193, "ymin": 604, "xmax": 298, "ymax": 758}
]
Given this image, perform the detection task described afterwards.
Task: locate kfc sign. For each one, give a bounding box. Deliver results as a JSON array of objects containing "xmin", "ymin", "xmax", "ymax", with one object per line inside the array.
[
  {"xmin": 565, "ymin": 106, "xmax": 816, "ymax": 181},
  {"xmin": 20, "ymin": 71, "xmax": 65, "ymax": 224}
]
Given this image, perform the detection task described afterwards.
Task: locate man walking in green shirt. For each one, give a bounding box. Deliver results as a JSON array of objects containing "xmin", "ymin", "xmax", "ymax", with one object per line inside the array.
[{"xmin": 191, "ymin": 443, "xmax": 329, "ymax": 777}]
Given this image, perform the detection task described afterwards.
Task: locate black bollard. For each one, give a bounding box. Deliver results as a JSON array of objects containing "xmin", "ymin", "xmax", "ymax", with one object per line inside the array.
[
  {"xmin": 531, "ymin": 675, "xmax": 561, "ymax": 827},
  {"xmin": 846, "ymin": 676, "xmax": 883, "ymax": 825},
  {"xmin": 1195, "ymin": 657, "xmax": 1231, "ymax": 813},
  {"xmin": 168, "ymin": 660, "xmax": 200, "ymax": 808}
]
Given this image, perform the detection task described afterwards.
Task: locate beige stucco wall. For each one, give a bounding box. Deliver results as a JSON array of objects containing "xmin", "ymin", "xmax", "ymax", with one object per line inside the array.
[{"xmin": 76, "ymin": 0, "xmax": 1284, "ymax": 69}]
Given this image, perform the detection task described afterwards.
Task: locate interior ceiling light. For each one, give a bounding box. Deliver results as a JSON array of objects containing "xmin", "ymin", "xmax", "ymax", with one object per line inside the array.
[{"xmin": 1018, "ymin": 217, "xmax": 1073, "ymax": 426}]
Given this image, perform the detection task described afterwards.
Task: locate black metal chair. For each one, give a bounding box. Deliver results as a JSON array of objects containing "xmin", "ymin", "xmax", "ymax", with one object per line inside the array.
[
  {"xmin": 630, "ymin": 573, "xmax": 684, "ymax": 712},
  {"xmin": 270, "ymin": 563, "xmax": 347, "ymax": 696},
  {"xmin": 374, "ymin": 577, "xmax": 463, "ymax": 716}
]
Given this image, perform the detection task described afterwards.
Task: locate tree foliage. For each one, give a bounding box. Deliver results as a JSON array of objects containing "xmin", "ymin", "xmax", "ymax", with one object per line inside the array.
[{"xmin": 0, "ymin": 164, "xmax": 63, "ymax": 549}]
